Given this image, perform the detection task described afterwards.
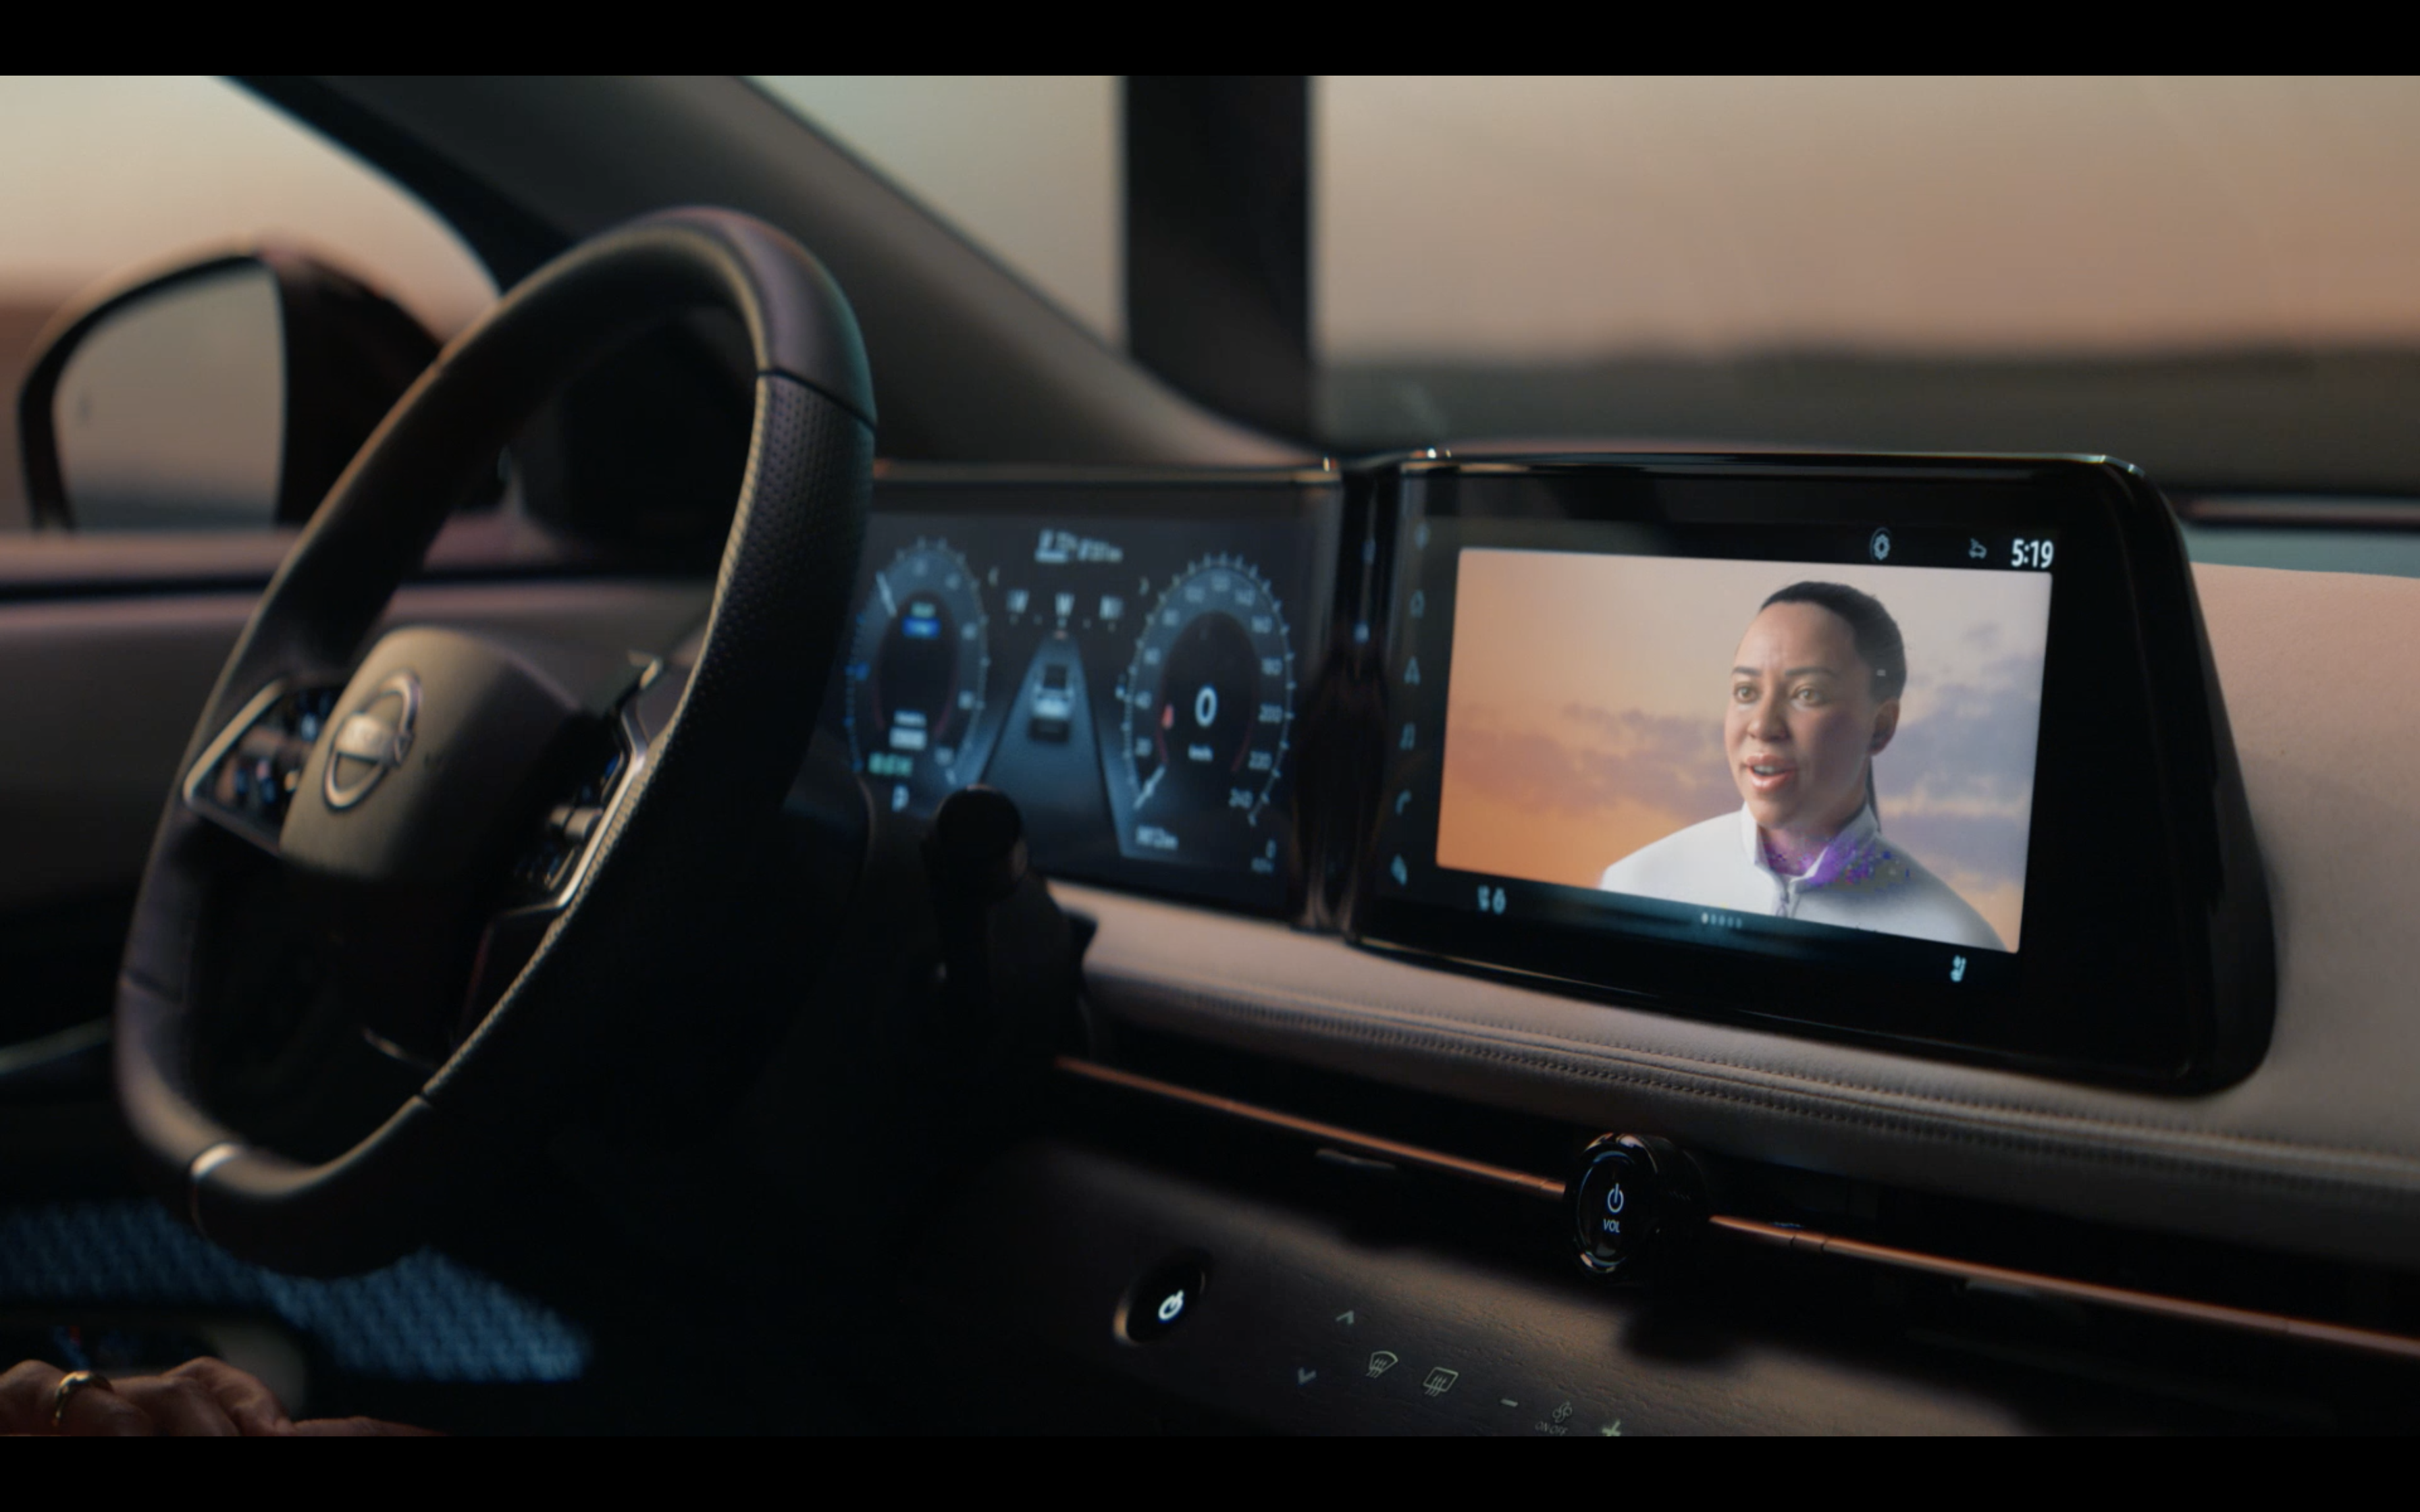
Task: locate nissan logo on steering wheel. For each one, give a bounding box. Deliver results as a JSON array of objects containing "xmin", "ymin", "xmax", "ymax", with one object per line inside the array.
[{"xmin": 323, "ymin": 671, "xmax": 420, "ymax": 809}]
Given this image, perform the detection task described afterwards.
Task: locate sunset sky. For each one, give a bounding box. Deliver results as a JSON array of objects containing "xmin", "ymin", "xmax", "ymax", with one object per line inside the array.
[{"xmin": 1438, "ymin": 549, "xmax": 2053, "ymax": 948}]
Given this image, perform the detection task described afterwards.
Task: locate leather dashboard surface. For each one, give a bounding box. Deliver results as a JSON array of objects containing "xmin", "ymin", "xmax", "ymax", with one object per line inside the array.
[{"xmin": 1061, "ymin": 564, "xmax": 2420, "ymax": 1268}]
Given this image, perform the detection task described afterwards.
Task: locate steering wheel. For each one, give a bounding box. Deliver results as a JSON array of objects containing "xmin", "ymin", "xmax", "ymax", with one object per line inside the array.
[{"xmin": 113, "ymin": 209, "xmax": 874, "ymax": 1275}]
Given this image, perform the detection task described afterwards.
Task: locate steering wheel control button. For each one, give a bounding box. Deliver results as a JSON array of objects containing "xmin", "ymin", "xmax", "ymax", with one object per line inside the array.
[
  {"xmin": 1569, "ymin": 1133, "xmax": 1709, "ymax": 1282},
  {"xmin": 188, "ymin": 683, "xmax": 343, "ymax": 848},
  {"xmin": 1121, "ymin": 1253, "xmax": 1209, "ymax": 1344},
  {"xmin": 546, "ymin": 804, "xmax": 603, "ymax": 846}
]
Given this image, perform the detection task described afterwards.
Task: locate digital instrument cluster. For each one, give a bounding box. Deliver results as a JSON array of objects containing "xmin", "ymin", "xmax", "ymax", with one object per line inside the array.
[{"xmin": 831, "ymin": 470, "xmax": 1342, "ymax": 911}]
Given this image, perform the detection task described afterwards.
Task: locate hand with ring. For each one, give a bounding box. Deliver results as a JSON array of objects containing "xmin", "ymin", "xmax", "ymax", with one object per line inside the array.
[{"xmin": 1, "ymin": 1357, "xmax": 432, "ymax": 1436}]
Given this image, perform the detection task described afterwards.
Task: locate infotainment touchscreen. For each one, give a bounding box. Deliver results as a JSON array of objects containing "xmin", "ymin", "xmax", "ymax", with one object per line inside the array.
[
  {"xmin": 1440, "ymin": 547, "xmax": 2050, "ymax": 977},
  {"xmin": 1352, "ymin": 456, "xmax": 2272, "ymax": 1089}
]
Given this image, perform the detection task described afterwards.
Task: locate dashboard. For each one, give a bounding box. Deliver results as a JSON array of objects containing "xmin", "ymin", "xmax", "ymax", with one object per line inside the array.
[
  {"xmin": 819, "ymin": 456, "xmax": 2420, "ymax": 1428},
  {"xmin": 831, "ymin": 455, "xmax": 2268, "ymax": 1089}
]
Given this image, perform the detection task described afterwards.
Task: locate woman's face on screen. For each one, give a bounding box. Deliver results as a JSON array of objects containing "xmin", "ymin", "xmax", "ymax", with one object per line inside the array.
[{"xmin": 1726, "ymin": 601, "xmax": 1899, "ymax": 838}]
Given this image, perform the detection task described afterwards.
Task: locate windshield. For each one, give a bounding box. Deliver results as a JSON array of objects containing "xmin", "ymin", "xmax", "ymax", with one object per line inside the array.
[
  {"xmin": 1317, "ymin": 76, "xmax": 2420, "ymax": 491},
  {"xmin": 762, "ymin": 75, "xmax": 2420, "ymax": 494}
]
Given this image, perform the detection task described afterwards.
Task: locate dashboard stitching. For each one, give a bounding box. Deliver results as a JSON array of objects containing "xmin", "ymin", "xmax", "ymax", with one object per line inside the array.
[
  {"xmin": 1088, "ymin": 960, "xmax": 2420, "ymax": 1187},
  {"xmin": 1148, "ymin": 998, "xmax": 2420, "ymax": 1204},
  {"xmin": 1072, "ymin": 900, "xmax": 2321, "ymax": 1142}
]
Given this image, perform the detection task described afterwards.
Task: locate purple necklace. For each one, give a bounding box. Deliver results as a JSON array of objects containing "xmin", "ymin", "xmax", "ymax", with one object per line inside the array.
[{"xmin": 1764, "ymin": 813, "xmax": 1891, "ymax": 890}]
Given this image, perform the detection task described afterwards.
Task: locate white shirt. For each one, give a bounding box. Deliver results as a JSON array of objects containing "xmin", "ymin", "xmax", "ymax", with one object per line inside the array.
[{"xmin": 1598, "ymin": 803, "xmax": 2006, "ymax": 952}]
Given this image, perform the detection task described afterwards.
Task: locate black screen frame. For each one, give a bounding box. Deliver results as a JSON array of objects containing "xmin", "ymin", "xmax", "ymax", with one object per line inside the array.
[{"xmin": 1346, "ymin": 455, "xmax": 2273, "ymax": 1090}]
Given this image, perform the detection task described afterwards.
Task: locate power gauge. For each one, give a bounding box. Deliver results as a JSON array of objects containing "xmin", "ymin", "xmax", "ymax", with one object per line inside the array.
[
  {"xmin": 1115, "ymin": 556, "xmax": 1294, "ymax": 869},
  {"xmin": 845, "ymin": 541, "xmax": 999, "ymax": 813}
]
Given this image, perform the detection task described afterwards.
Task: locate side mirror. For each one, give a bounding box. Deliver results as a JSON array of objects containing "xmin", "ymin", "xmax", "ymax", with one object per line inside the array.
[{"xmin": 16, "ymin": 247, "xmax": 440, "ymax": 531}]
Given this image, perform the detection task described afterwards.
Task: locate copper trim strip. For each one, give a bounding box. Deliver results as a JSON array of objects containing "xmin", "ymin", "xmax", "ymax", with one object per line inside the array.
[
  {"xmin": 1710, "ymin": 1214, "xmax": 2420, "ymax": 1364},
  {"xmin": 1053, "ymin": 1055, "xmax": 1569, "ymax": 1202},
  {"xmin": 1057, "ymin": 1056, "xmax": 2420, "ymax": 1364}
]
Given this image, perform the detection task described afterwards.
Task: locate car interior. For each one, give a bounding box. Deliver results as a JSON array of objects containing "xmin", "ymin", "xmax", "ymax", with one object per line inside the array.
[{"xmin": 3, "ymin": 74, "xmax": 2419, "ymax": 1435}]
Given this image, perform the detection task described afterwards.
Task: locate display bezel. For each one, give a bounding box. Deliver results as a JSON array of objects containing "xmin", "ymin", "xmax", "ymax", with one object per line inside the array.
[
  {"xmin": 843, "ymin": 465, "xmax": 1346, "ymax": 919},
  {"xmin": 1346, "ymin": 455, "xmax": 2273, "ymax": 1089}
]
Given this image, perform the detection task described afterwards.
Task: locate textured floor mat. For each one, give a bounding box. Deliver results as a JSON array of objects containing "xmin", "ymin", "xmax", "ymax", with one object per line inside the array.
[{"xmin": 0, "ymin": 1199, "xmax": 588, "ymax": 1382}]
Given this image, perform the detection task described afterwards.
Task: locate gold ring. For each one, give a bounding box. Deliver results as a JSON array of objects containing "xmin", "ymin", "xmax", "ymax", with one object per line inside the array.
[{"xmin": 49, "ymin": 1368, "xmax": 115, "ymax": 1433}]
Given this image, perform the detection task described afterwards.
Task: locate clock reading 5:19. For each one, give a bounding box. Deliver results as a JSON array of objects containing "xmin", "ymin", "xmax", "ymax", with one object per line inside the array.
[{"xmin": 2010, "ymin": 538, "xmax": 2056, "ymax": 570}]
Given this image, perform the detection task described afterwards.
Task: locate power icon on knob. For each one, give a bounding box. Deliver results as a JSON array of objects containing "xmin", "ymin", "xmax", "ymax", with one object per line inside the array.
[
  {"xmin": 1569, "ymin": 1133, "xmax": 1709, "ymax": 1282},
  {"xmin": 1123, "ymin": 1251, "xmax": 1209, "ymax": 1343}
]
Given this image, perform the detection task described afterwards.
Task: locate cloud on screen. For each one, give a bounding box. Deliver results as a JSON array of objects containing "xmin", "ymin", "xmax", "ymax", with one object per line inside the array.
[
  {"xmin": 1874, "ymin": 650, "xmax": 2043, "ymax": 900},
  {"xmin": 1448, "ymin": 705, "xmax": 1727, "ymax": 821},
  {"xmin": 1887, "ymin": 651, "xmax": 2044, "ymax": 811}
]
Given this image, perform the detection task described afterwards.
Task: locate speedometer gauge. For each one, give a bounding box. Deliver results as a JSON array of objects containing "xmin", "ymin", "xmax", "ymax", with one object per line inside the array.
[
  {"xmin": 845, "ymin": 541, "xmax": 999, "ymax": 813},
  {"xmin": 1118, "ymin": 556, "xmax": 1294, "ymax": 864}
]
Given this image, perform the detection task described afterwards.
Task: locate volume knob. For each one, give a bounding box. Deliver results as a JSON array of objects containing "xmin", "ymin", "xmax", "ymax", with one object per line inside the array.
[{"xmin": 1570, "ymin": 1133, "xmax": 1708, "ymax": 1282}]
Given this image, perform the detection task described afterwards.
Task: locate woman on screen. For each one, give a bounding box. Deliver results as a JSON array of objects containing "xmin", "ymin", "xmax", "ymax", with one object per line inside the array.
[{"xmin": 1597, "ymin": 582, "xmax": 2005, "ymax": 952}]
